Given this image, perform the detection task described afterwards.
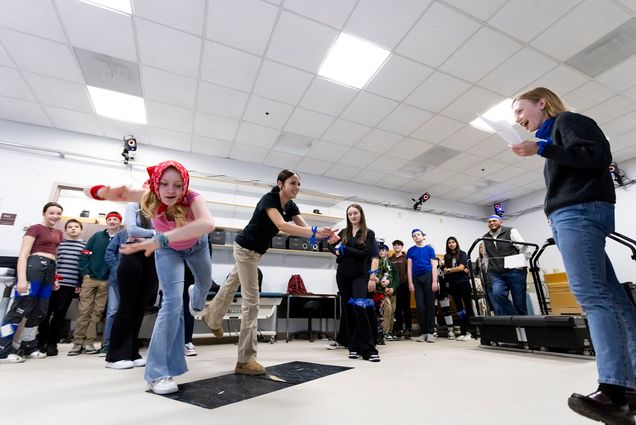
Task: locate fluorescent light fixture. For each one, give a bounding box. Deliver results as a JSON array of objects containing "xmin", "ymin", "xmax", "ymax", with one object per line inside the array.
[
  {"xmin": 470, "ymin": 99, "xmax": 515, "ymax": 133},
  {"xmin": 87, "ymin": 85, "xmax": 146, "ymax": 124},
  {"xmin": 318, "ymin": 33, "xmax": 390, "ymax": 89},
  {"xmin": 80, "ymin": 0, "xmax": 132, "ymax": 14}
]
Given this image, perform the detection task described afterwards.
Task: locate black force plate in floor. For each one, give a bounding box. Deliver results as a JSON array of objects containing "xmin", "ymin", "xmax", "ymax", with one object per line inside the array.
[{"xmin": 156, "ymin": 361, "xmax": 352, "ymax": 409}]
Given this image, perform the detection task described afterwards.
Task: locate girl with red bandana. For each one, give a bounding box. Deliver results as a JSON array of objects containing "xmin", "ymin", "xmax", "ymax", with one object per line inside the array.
[{"xmin": 85, "ymin": 160, "xmax": 215, "ymax": 395}]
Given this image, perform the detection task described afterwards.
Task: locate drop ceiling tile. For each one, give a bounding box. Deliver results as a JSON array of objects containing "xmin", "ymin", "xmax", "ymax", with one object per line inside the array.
[
  {"xmin": 284, "ymin": 108, "xmax": 334, "ymax": 138},
  {"xmin": 467, "ymin": 134, "xmax": 511, "ymax": 158},
  {"xmin": 525, "ymin": 65, "xmax": 588, "ymax": 96},
  {"xmin": 229, "ymin": 142, "xmax": 268, "ymax": 163},
  {"xmin": 0, "ymin": 29, "xmax": 84, "ymax": 83},
  {"xmin": 56, "ymin": 0, "xmax": 136, "ymax": 62},
  {"xmin": 148, "ymin": 127, "xmax": 192, "ymax": 152},
  {"xmin": 355, "ymin": 129, "xmax": 403, "ymax": 154},
  {"xmin": 135, "ymin": 18, "xmax": 201, "ymax": 77},
  {"xmin": 441, "ymin": 124, "xmax": 492, "ymax": 151},
  {"xmin": 410, "ymin": 115, "xmax": 463, "ymax": 144},
  {"xmin": 0, "ymin": 44, "xmax": 13, "ymax": 67},
  {"xmin": 488, "ymin": 0, "xmax": 581, "ymax": 43},
  {"xmin": 376, "ymin": 175, "xmax": 411, "ymax": 190},
  {"xmin": 444, "ymin": 0, "xmax": 509, "ymax": 21},
  {"xmin": 388, "ymin": 137, "xmax": 434, "ymax": 160},
  {"xmin": 206, "ymin": 0, "xmax": 277, "ymax": 55},
  {"xmin": 595, "ymin": 54, "xmax": 636, "ymax": 92},
  {"xmin": 491, "ymin": 148, "xmax": 524, "ymax": 165},
  {"xmin": 404, "ymin": 71, "xmax": 471, "ymax": 113},
  {"xmin": 614, "ymin": 129, "xmax": 636, "ymax": 147},
  {"xmin": 346, "ymin": 0, "xmax": 432, "ymax": 49},
  {"xmin": 191, "ymin": 134, "xmax": 232, "ymax": 157},
  {"xmin": 0, "ymin": 66, "xmax": 35, "ymax": 101},
  {"xmin": 134, "ymin": 0, "xmax": 205, "ymax": 35},
  {"xmin": 43, "ymin": 105, "xmax": 102, "ymax": 136},
  {"xmin": 442, "ymin": 187, "xmax": 476, "ymax": 202},
  {"xmin": 341, "ymin": 91, "xmax": 398, "ymax": 127},
  {"xmin": 515, "ymin": 154, "xmax": 545, "ymax": 171},
  {"xmin": 440, "ymin": 27, "xmax": 522, "ymax": 83},
  {"xmin": 99, "ymin": 117, "xmax": 150, "ymax": 141},
  {"xmin": 141, "ymin": 66, "xmax": 197, "ymax": 109},
  {"xmin": 463, "ymin": 159, "xmax": 508, "ymax": 177},
  {"xmin": 197, "ymin": 82, "xmax": 249, "ymax": 120},
  {"xmin": 243, "ymin": 95, "xmax": 294, "ymax": 129},
  {"xmin": 396, "ymin": 2, "xmax": 480, "ymax": 67},
  {"xmin": 299, "ymin": 77, "xmax": 357, "ymax": 116},
  {"xmin": 267, "ymin": 11, "xmax": 338, "ymax": 72},
  {"xmin": 623, "ymin": 84, "xmax": 636, "ymax": 103},
  {"xmin": 612, "ymin": 145, "xmax": 636, "ymax": 162},
  {"xmin": 351, "ymin": 169, "xmax": 385, "ymax": 185},
  {"xmin": 326, "ymin": 163, "xmax": 363, "ymax": 180},
  {"xmin": 306, "ymin": 140, "xmax": 351, "ymax": 162},
  {"xmin": 200, "ymin": 41, "xmax": 261, "ymax": 92},
  {"xmin": 321, "ymin": 119, "xmax": 372, "ymax": 146},
  {"xmin": 234, "ymin": 122, "xmax": 280, "ymax": 149},
  {"xmin": 483, "ymin": 164, "xmax": 531, "ymax": 184},
  {"xmin": 284, "ymin": 0, "xmax": 356, "ymax": 29},
  {"xmin": 336, "ymin": 148, "xmax": 380, "ymax": 168},
  {"xmin": 0, "ymin": 0, "xmax": 65, "ymax": 42},
  {"xmin": 23, "ymin": 72, "xmax": 92, "ymax": 112},
  {"xmin": 296, "ymin": 157, "xmax": 332, "ymax": 175},
  {"xmin": 146, "ymin": 101, "xmax": 193, "ymax": 133},
  {"xmin": 440, "ymin": 152, "xmax": 483, "ymax": 169},
  {"xmin": 441, "ymin": 86, "xmax": 505, "ymax": 123},
  {"xmin": 531, "ymin": 0, "xmax": 630, "ymax": 61},
  {"xmin": 364, "ymin": 55, "xmax": 433, "ymax": 101},
  {"xmin": 479, "ymin": 48, "xmax": 558, "ymax": 97},
  {"xmin": 0, "ymin": 95, "xmax": 50, "ymax": 126},
  {"xmin": 563, "ymin": 81, "xmax": 615, "ymax": 111},
  {"xmin": 583, "ymin": 96, "xmax": 636, "ymax": 125},
  {"xmin": 417, "ymin": 167, "xmax": 458, "ymax": 184},
  {"xmin": 194, "ymin": 111, "xmax": 238, "ymax": 140},
  {"xmin": 253, "ymin": 60, "xmax": 313, "ymax": 105},
  {"xmin": 602, "ymin": 109, "xmax": 636, "ymax": 138},
  {"xmin": 369, "ymin": 155, "xmax": 409, "ymax": 174},
  {"xmin": 263, "ymin": 150, "xmax": 303, "ymax": 170},
  {"xmin": 378, "ymin": 104, "xmax": 433, "ymax": 136}
]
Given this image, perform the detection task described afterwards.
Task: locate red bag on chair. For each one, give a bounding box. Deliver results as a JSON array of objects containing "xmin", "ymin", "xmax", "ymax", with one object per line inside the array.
[{"xmin": 287, "ymin": 274, "xmax": 310, "ymax": 295}]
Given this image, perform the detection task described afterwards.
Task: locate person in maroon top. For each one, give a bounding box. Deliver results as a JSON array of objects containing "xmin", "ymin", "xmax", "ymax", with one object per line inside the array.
[{"xmin": 0, "ymin": 202, "xmax": 64, "ymax": 364}]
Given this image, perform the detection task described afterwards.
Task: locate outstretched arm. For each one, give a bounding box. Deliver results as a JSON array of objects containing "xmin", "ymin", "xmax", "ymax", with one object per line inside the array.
[
  {"xmin": 84, "ymin": 185, "xmax": 145, "ymax": 203},
  {"xmin": 267, "ymin": 209, "xmax": 337, "ymax": 241}
]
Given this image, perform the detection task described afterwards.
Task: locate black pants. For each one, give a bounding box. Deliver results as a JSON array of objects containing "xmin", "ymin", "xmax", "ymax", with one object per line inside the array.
[
  {"xmin": 449, "ymin": 281, "xmax": 474, "ymax": 335},
  {"xmin": 106, "ymin": 252, "xmax": 157, "ymax": 362},
  {"xmin": 37, "ymin": 285, "xmax": 76, "ymax": 348},
  {"xmin": 183, "ymin": 262, "xmax": 194, "ymax": 344},
  {"xmin": 336, "ymin": 270, "xmax": 377, "ymax": 358},
  {"xmin": 394, "ymin": 281, "xmax": 412, "ymax": 332},
  {"xmin": 413, "ymin": 273, "xmax": 435, "ymax": 335}
]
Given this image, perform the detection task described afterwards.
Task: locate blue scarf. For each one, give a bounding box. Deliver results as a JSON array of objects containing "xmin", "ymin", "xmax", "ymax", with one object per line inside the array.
[{"xmin": 535, "ymin": 117, "xmax": 555, "ymax": 155}]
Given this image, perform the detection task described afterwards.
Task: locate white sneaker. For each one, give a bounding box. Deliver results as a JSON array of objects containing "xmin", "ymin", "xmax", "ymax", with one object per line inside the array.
[
  {"xmin": 147, "ymin": 377, "xmax": 178, "ymax": 395},
  {"xmin": 464, "ymin": 332, "xmax": 473, "ymax": 341},
  {"xmin": 184, "ymin": 342, "xmax": 197, "ymax": 356},
  {"xmin": 27, "ymin": 350, "xmax": 47, "ymax": 359},
  {"xmin": 426, "ymin": 333, "xmax": 436, "ymax": 343},
  {"xmin": 106, "ymin": 360, "xmax": 134, "ymax": 370},
  {"xmin": 447, "ymin": 331, "xmax": 456, "ymax": 340},
  {"xmin": 187, "ymin": 285, "xmax": 203, "ymax": 320},
  {"xmin": 456, "ymin": 334, "xmax": 466, "ymax": 341},
  {"xmin": 326, "ymin": 341, "xmax": 344, "ymax": 350},
  {"xmin": 0, "ymin": 353, "xmax": 25, "ymax": 364},
  {"xmin": 133, "ymin": 358, "xmax": 146, "ymax": 367},
  {"xmin": 415, "ymin": 334, "xmax": 427, "ymax": 342}
]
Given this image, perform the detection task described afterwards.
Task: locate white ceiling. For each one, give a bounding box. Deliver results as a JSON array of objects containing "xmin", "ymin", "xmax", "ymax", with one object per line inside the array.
[{"xmin": 2, "ymin": 0, "xmax": 636, "ymax": 206}]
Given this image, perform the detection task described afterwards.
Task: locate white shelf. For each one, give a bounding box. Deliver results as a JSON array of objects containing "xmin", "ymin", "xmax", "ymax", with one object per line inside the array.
[
  {"xmin": 211, "ymin": 243, "xmax": 334, "ymax": 258},
  {"xmin": 206, "ymin": 200, "xmax": 342, "ymax": 226}
]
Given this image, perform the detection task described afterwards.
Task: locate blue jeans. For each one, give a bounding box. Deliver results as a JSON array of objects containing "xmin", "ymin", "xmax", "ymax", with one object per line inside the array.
[
  {"xmin": 549, "ymin": 201, "xmax": 636, "ymax": 389},
  {"xmin": 144, "ymin": 237, "xmax": 212, "ymax": 382},
  {"xmin": 103, "ymin": 267, "xmax": 120, "ymax": 346},
  {"xmin": 489, "ymin": 269, "xmax": 527, "ymax": 315}
]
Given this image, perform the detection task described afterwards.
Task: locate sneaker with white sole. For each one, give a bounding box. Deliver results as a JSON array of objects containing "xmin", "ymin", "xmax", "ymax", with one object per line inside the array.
[
  {"xmin": 106, "ymin": 360, "xmax": 134, "ymax": 370},
  {"xmin": 456, "ymin": 334, "xmax": 466, "ymax": 341},
  {"xmin": 348, "ymin": 351, "xmax": 360, "ymax": 359},
  {"xmin": 447, "ymin": 331, "xmax": 456, "ymax": 340},
  {"xmin": 426, "ymin": 333, "xmax": 436, "ymax": 343},
  {"xmin": 326, "ymin": 341, "xmax": 344, "ymax": 350},
  {"xmin": 132, "ymin": 358, "xmax": 146, "ymax": 367},
  {"xmin": 26, "ymin": 350, "xmax": 47, "ymax": 359},
  {"xmin": 67, "ymin": 344, "xmax": 83, "ymax": 356},
  {"xmin": 187, "ymin": 285, "xmax": 203, "ymax": 320},
  {"xmin": 415, "ymin": 334, "xmax": 427, "ymax": 342},
  {"xmin": 462, "ymin": 332, "xmax": 473, "ymax": 341},
  {"xmin": 97, "ymin": 344, "xmax": 108, "ymax": 357},
  {"xmin": 147, "ymin": 377, "xmax": 178, "ymax": 394},
  {"xmin": 83, "ymin": 343, "xmax": 98, "ymax": 355},
  {"xmin": 0, "ymin": 347, "xmax": 25, "ymax": 364},
  {"xmin": 184, "ymin": 342, "xmax": 197, "ymax": 356}
]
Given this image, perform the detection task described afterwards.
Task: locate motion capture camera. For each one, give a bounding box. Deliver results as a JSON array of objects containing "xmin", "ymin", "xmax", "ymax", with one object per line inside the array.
[
  {"xmin": 412, "ymin": 192, "xmax": 430, "ymax": 211},
  {"xmin": 122, "ymin": 135, "xmax": 137, "ymax": 165}
]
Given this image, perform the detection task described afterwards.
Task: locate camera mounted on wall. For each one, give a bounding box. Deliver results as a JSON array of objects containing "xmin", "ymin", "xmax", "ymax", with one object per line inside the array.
[
  {"xmin": 609, "ymin": 162, "xmax": 632, "ymax": 187},
  {"xmin": 122, "ymin": 135, "xmax": 137, "ymax": 165},
  {"xmin": 412, "ymin": 192, "xmax": 430, "ymax": 211},
  {"xmin": 493, "ymin": 202, "xmax": 504, "ymax": 217}
]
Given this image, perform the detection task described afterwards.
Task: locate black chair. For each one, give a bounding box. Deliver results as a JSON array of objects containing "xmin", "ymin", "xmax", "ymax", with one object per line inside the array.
[{"xmin": 294, "ymin": 300, "xmax": 327, "ymax": 342}]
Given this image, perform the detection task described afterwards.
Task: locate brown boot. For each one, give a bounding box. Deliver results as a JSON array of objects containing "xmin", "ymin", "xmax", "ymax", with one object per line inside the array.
[
  {"xmin": 235, "ymin": 360, "xmax": 266, "ymax": 376},
  {"xmin": 202, "ymin": 307, "xmax": 224, "ymax": 337}
]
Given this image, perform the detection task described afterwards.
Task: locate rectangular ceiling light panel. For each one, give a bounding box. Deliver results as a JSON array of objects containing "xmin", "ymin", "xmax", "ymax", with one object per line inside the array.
[
  {"xmin": 80, "ymin": 0, "xmax": 132, "ymax": 14},
  {"xmin": 318, "ymin": 33, "xmax": 390, "ymax": 89},
  {"xmin": 88, "ymin": 85, "xmax": 147, "ymax": 124}
]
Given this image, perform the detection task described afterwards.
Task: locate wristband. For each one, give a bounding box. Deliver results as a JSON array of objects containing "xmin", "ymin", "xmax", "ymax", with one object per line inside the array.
[
  {"xmin": 368, "ymin": 268, "xmax": 380, "ymax": 275},
  {"xmin": 154, "ymin": 232, "xmax": 169, "ymax": 248},
  {"xmin": 89, "ymin": 185, "xmax": 106, "ymax": 200},
  {"xmin": 309, "ymin": 226, "xmax": 317, "ymax": 245},
  {"xmin": 337, "ymin": 244, "xmax": 346, "ymax": 256}
]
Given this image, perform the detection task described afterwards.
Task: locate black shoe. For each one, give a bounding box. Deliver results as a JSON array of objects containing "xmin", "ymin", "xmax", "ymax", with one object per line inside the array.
[
  {"xmin": 348, "ymin": 351, "xmax": 360, "ymax": 359},
  {"xmin": 46, "ymin": 344, "xmax": 58, "ymax": 357},
  {"xmin": 404, "ymin": 330, "xmax": 412, "ymax": 340},
  {"xmin": 568, "ymin": 391, "xmax": 635, "ymax": 425},
  {"xmin": 626, "ymin": 389, "xmax": 636, "ymax": 413}
]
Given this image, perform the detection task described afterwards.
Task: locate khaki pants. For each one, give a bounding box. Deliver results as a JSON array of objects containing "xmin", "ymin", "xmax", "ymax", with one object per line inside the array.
[
  {"xmin": 204, "ymin": 243, "xmax": 261, "ymax": 363},
  {"xmin": 73, "ymin": 276, "xmax": 108, "ymax": 346},
  {"xmin": 383, "ymin": 293, "xmax": 397, "ymax": 333}
]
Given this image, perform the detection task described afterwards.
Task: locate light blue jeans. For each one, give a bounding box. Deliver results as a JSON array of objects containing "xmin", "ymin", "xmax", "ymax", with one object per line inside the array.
[
  {"xmin": 549, "ymin": 201, "xmax": 636, "ymax": 389},
  {"xmin": 144, "ymin": 236, "xmax": 212, "ymax": 382},
  {"xmin": 103, "ymin": 267, "xmax": 120, "ymax": 346}
]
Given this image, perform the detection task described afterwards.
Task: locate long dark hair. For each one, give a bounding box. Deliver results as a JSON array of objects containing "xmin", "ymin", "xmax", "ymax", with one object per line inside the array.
[
  {"xmin": 342, "ymin": 204, "xmax": 368, "ymax": 247},
  {"xmin": 444, "ymin": 236, "xmax": 461, "ymax": 268},
  {"xmin": 271, "ymin": 169, "xmax": 298, "ymax": 193}
]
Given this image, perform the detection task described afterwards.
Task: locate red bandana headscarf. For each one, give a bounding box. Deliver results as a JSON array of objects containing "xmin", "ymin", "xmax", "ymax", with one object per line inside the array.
[{"xmin": 146, "ymin": 160, "xmax": 191, "ymax": 215}]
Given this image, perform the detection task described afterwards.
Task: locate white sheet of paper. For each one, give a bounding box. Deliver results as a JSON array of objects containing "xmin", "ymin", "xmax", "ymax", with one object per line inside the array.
[
  {"xmin": 477, "ymin": 114, "xmax": 523, "ymax": 145},
  {"xmin": 504, "ymin": 253, "xmax": 526, "ymax": 268}
]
